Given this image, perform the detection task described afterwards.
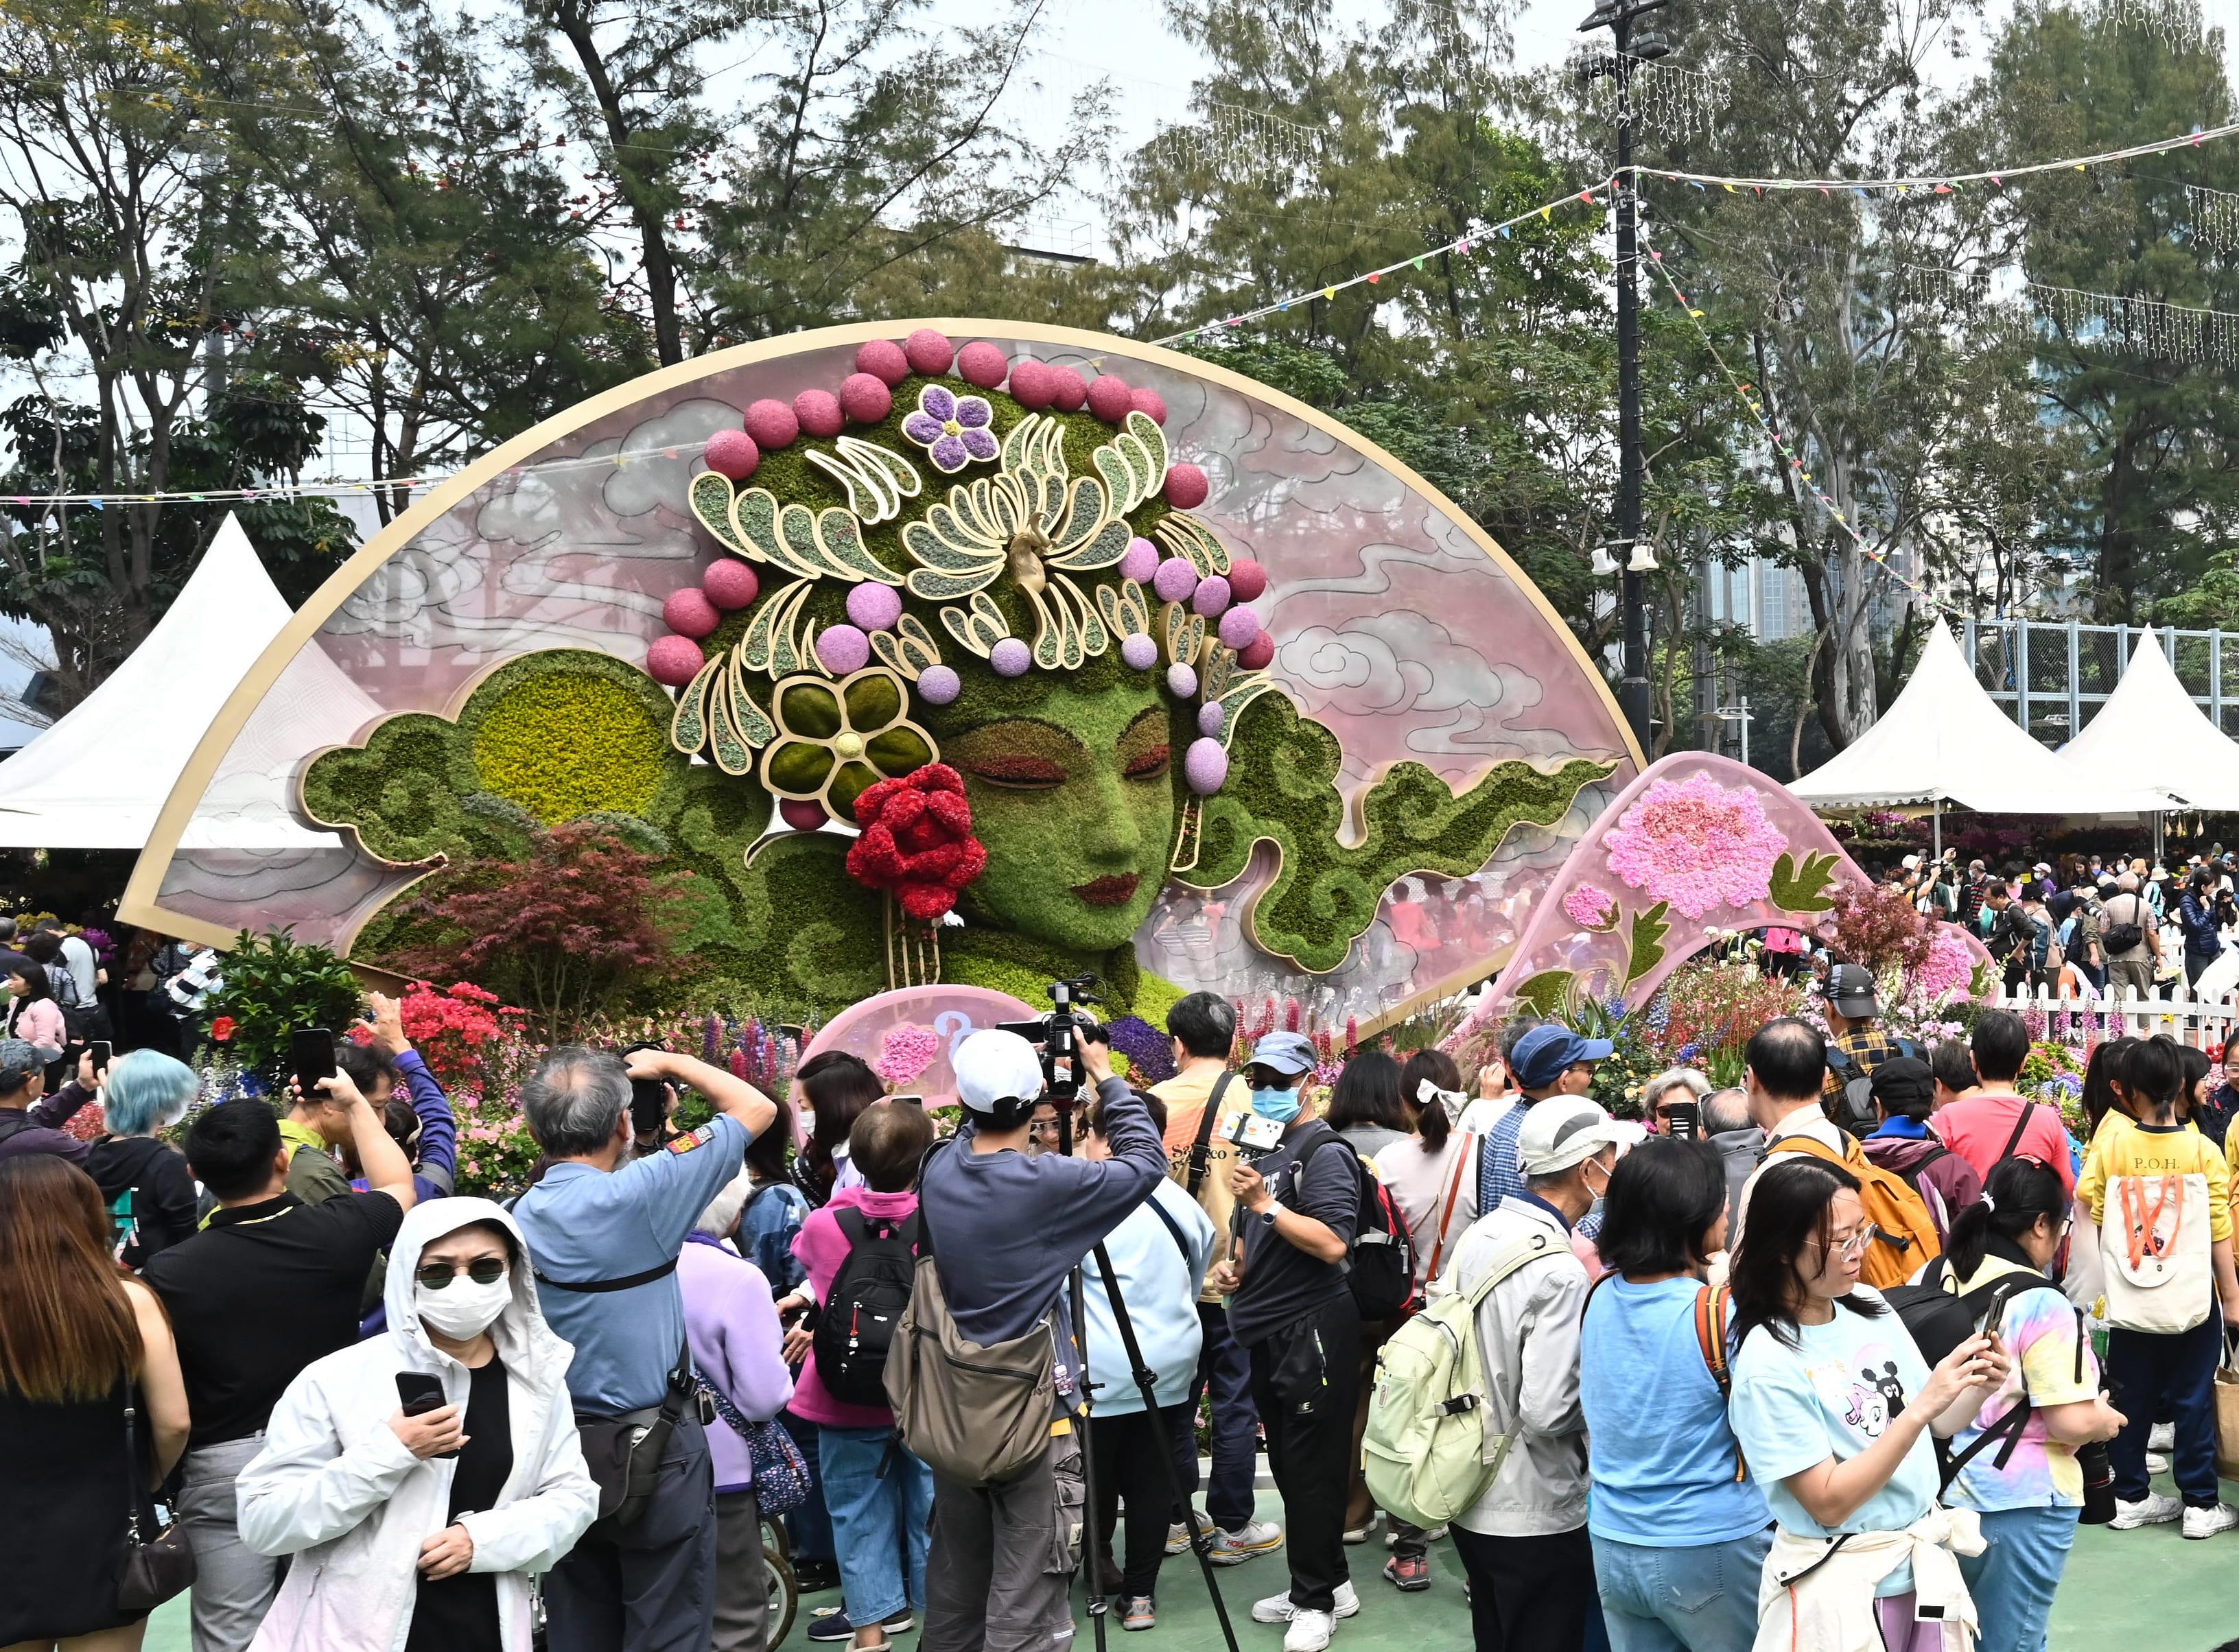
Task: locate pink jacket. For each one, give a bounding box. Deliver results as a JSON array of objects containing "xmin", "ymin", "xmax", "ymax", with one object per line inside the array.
[{"xmin": 789, "ymin": 1187, "xmax": 918, "ymax": 1428}]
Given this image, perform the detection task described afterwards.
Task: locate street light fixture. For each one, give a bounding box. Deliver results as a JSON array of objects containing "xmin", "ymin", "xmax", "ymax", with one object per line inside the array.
[{"xmin": 1579, "ymin": 0, "xmax": 1672, "ymax": 755}]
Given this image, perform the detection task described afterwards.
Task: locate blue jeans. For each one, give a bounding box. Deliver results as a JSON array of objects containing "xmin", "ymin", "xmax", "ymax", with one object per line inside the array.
[
  {"xmin": 819, "ymin": 1424, "xmax": 934, "ymax": 1626},
  {"xmin": 1176, "ymin": 1301, "xmax": 1260, "ymax": 1531},
  {"xmin": 1591, "ymin": 1529, "xmax": 1772, "ymax": 1652},
  {"xmin": 782, "ymin": 1406, "xmax": 834, "ymax": 1564},
  {"xmin": 1956, "ymin": 1505, "xmax": 2077, "ymax": 1652}
]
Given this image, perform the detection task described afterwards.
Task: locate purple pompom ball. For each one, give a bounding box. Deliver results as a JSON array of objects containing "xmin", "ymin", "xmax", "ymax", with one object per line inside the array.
[
  {"xmin": 1120, "ymin": 633, "xmax": 1158, "ymax": 671},
  {"xmin": 1118, "ymin": 537, "xmax": 1160, "ymax": 585},
  {"xmin": 1164, "ymin": 462, "xmax": 1210, "ymax": 509},
  {"xmin": 1197, "ymin": 702, "xmax": 1226, "ymax": 738},
  {"xmin": 779, "ymin": 799, "xmax": 828, "ymax": 831},
  {"xmin": 1237, "ymin": 633, "xmax": 1276, "ymax": 672},
  {"xmin": 1191, "ymin": 574, "xmax": 1232, "ymax": 617},
  {"xmin": 1151, "ymin": 558, "xmax": 1199, "ymax": 604},
  {"xmin": 815, "ymin": 624, "xmax": 871, "ymax": 676},
  {"xmin": 1166, "ymin": 661, "xmax": 1199, "ymax": 699},
  {"xmin": 647, "ymin": 635, "xmax": 705, "ymax": 687},
  {"xmin": 916, "ymin": 665, "xmax": 961, "ymax": 705},
  {"xmin": 1226, "ymin": 557, "xmax": 1269, "ymax": 601},
  {"xmin": 989, "ymin": 638, "xmax": 1033, "ymax": 678},
  {"xmin": 846, "ymin": 582, "xmax": 903, "ymax": 633},
  {"xmin": 1218, "ymin": 606, "xmax": 1261, "ymax": 650},
  {"xmin": 1184, "ymin": 738, "xmax": 1229, "ymax": 796},
  {"xmin": 705, "ymin": 427, "xmax": 759, "ymax": 480}
]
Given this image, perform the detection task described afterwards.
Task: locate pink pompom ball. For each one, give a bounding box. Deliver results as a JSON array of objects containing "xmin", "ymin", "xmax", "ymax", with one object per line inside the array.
[
  {"xmin": 703, "ymin": 560, "xmax": 759, "ymax": 610},
  {"xmin": 1085, "ymin": 375, "xmax": 1133, "ymax": 424},
  {"xmin": 815, "ymin": 624, "xmax": 871, "ymax": 676},
  {"xmin": 917, "ymin": 665, "xmax": 961, "ymax": 705},
  {"xmin": 1225, "ymin": 557, "xmax": 1268, "ymax": 602},
  {"xmin": 839, "ymin": 373, "xmax": 893, "ymax": 424},
  {"xmin": 1164, "ymin": 462, "xmax": 1210, "ymax": 509},
  {"xmin": 1129, "ymin": 386, "xmax": 1169, "ymax": 425},
  {"xmin": 1237, "ymin": 633, "xmax": 1276, "ymax": 672},
  {"xmin": 647, "ymin": 634, "xmax": 706, "ymax": 687},
  {"xmin": 1219, "ymin": 606, "xmax": 1262, "ymax": 650},
  {"xmin": 664, "ymin": 587, "xmax": 721, "ymax": 639},
  {"xmin": 704, "ymin": 427, "xmax": 760, "ymax": 480},
  {"xmin": 1197, "ymin": 702, "xmax": 1226, "ymax": 738},
  {"xmin": 989, "ymin": 638, "xmax": 1032, "ymax": 678},
  {"xmin": 1152, "ymin": 558, "xmax": 1199, "ymax": 604},
  {"xmin": 779, "ymin": 799, "xmax": 828, "ymax": 831},
  {"xmin": 1047, "ymin": 366, "xmax": 1088, "ymax": 412},
  {"xmin": 1118, "ymin": 537, "xmax": 1160, "ymax": 585},
  {"xmin": 1191, "ymin": 574, "xmax": 1232, "ymax": 617},
  {"xmin": 856, "ymin": 339, "xmax": 909, "ymax": 387},
  {"xmin": 1007, "ymin": 358, "xmax": 1055, "ymax": 410},
  {"xmin": 794, "ymin": 388, "xmax": 844, "ymax": 439},
  {"xmin": 957, "ymin": 341, "xmax": 1008, "ymax": 388},
  {"xmin": 744, "ymin": 398, "xmax": 799, "ymax": 451},
  {"xmin": 1185, "ymin": 738, "xmax": 1229, "ymax": 796},
  {"xmin": 904, "ymin": 328, "xmax": 954, "ymax": 375},
  {"xmin": 1166, "ymin": 661, "xmax": 1199, "ymax": 699},
  {"xmin": 846, "ymin": 582, "xmax": 904, "ymax": 633},
  {"xmin": 1120, "ymin": 633, "xmax": 1158, "ymax": 671}
]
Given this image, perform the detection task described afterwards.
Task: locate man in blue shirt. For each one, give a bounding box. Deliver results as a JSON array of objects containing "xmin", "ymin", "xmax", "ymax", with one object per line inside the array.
[
  {"xmin": 1477, "ymin": 1024, "xmax": 1610, "ymax": 1217},
  {"xmin": 513, "ymin": 1045, "xmax": 777, "ymax": 1652}
]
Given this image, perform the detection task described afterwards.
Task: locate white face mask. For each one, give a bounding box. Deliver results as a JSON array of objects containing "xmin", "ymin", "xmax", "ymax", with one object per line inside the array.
[{"xmin": 415, "ymin": 1272, "xmax": 511, "ymax": 1341}]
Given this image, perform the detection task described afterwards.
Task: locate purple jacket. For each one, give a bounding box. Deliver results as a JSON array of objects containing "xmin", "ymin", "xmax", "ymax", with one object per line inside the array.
[
  {"xmin": 1861, "ymin": 1126, "xmax": 1984, "ymax": 1246},
  {"xmin": 679, "ymin": 1234, "xmax": 795, "ymax": 1494}
]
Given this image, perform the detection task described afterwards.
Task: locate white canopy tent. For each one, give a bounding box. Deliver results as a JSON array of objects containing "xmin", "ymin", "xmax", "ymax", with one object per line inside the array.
[
  {"xmin": 1790, "ymin": 622, "xmax": 2175, "ymax": 832},
  {"xmin": 0, "ymin": 515, "xmax": 330, "ymax": 849},
  {"xmin": 2059, "ymin": 630, "xmax": 2239, "ymax": 813}
]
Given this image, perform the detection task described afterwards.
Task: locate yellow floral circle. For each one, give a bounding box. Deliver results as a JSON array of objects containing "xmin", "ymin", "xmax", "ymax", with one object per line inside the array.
[{"xmin": 471, "ymin": 672, "xmax": 665, "ymax": 823}]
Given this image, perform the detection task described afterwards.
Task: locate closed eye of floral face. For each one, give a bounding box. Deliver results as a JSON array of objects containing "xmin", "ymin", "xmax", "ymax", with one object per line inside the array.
[{"xmin": 941, "ymin": 677, "xmax": 1176, "ymax": 952}]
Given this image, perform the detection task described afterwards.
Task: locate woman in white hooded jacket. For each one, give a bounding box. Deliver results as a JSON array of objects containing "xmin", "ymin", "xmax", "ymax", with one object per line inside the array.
[{"xmin": 237, "ymin": 1197, "xmax": 599, "ymax": 1652}]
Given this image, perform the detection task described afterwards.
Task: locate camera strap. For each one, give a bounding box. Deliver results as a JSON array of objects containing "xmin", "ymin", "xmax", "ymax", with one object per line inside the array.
[{"xmin": 1185, "ymin": 1072, "xmax": 1239, "ymax": 1198}]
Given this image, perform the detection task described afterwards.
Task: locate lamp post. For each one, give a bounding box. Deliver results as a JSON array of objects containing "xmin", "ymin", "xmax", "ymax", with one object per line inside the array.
[{"xmin": 1580, "ymin": 0, "xmax": 1671, "ymax": 755}]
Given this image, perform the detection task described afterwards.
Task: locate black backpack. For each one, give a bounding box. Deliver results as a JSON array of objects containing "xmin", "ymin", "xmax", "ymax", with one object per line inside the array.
[
  {"xmin": 813, "ymin": 1207, "xmax": 921, "ymax": 1406},
  {"xmin": 1825, "ymin": 1037, "xmax": 1921, "ymax": 1132},
  {"xmin": 1276, "ymin": 1122, "xmax": 1416, "ymax": 1320},
  {"xmin": 1882, "ymin": 1258, "xmax": 2065, "ymax": 1490}
]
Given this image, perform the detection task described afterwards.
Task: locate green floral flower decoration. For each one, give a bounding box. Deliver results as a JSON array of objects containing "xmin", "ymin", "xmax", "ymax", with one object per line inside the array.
[{"xmin": 761, "ymin": 666, "xmax": 936, "ymax": 819}]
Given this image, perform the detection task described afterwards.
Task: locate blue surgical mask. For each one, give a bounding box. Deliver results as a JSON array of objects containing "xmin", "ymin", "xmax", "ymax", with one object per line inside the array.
[{"xmin": 1250, "ymin": 1085, "xmax": 1302, "ymax": 1123}]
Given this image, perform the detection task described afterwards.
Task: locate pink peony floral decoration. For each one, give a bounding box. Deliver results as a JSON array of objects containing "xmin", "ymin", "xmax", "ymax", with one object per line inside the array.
[
  {"xmin": 873, "ymin": 1022, "xmax": 942, "ymax": 1089},
  {"xmin": 1563, "ymin": 884, "xmax": 1617, "ymax": 930},
  {"xmin": 1910, "ymin": 927, "xmax": 1975, "ymax": 1001},
  {"xmin": 1603, "ymin": 771, "xmax": 1790, "ymax": 921}
]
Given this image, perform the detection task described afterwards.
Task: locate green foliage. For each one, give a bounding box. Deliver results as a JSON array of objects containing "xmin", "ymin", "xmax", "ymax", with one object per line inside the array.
[
  {"xmin": 1180, "ymin": 692, "xmax": 1615, "ymax": 972},
  {"xmin": 1768, "ymin": 851, "xmax": 1842, "ymax": 914},
  {"xmin": 1622, "ymin": 903, "xmax": 1672, "ymax": 986},
  {"xmin": 1511, "ymin": 970, "xmax": 1574, "ymax": 1019},
  {"xmin": 201, "ymin": 929, "xmax": 366, "ymax": 1085}
]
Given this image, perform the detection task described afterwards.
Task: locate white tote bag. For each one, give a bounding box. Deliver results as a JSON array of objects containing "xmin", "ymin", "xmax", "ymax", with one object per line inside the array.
[{"xmin": 2099, "ymin": 1172, "xmax": 2213, "ymax": 1334}]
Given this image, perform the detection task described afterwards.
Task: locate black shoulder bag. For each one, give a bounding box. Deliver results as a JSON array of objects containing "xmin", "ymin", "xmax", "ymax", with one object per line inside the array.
[
  {"xmin": 115, "ymin": 1380, "xmax": 195, "ymax": 1611},
  {"xmin": 1184, "ymin": 1072, "xmax": 1239, "ymax": 1198}
]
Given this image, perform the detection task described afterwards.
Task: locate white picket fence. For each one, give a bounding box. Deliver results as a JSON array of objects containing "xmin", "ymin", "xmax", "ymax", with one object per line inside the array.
[{"xmin": 1982, "ymin": 983, "xmax": 2239, "ymax": 1051}]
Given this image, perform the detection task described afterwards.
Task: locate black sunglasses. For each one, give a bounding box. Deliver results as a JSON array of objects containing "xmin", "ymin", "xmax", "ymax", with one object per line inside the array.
[{"xmin": 415, "ymin": 1258, "xmax": 508, "ymax": 1290}]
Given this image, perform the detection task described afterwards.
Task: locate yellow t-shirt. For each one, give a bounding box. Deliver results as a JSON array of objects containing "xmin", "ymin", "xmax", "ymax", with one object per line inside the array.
[
  {"xmin": 2078, "ymin": 1113, "xmax": 2231, "ymax": 1242},
  {"xmin": 1155, "ymin": 1065, "xmax": 1250, "ymax": 1301}
]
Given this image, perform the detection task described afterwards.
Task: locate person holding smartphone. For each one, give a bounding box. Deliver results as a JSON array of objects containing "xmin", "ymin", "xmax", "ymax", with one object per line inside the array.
[
  {"xmin": 238, "ymin": 1198, "xmax": 598, "ymax": 1652},
  {"xmin": 280, "ymin": 1027, "xmax": 362, "ymax": 1206}
]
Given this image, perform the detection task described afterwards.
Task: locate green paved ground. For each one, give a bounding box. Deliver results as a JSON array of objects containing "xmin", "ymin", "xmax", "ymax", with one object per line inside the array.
[{"xmin": 143, "ymin": 1474, "xmax": 2239, "ymax": 1652}]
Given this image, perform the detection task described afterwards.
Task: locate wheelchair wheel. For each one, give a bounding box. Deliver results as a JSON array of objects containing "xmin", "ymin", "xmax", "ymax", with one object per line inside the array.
[{"xmin": 764, "ymin": 1520, "xmax": 800, "ymax": 1647}]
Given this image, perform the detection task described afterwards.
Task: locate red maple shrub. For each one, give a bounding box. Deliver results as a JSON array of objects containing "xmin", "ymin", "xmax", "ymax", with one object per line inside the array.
[{"xmin": 1820, "ymin": 881, "xmax": 1932, "ymax": 979}]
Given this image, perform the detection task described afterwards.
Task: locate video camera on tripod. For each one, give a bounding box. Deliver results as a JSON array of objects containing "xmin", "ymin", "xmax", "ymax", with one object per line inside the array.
[{"xmin": 995, "ymin": 973, "xmax": 1109, "ymax": 1110}]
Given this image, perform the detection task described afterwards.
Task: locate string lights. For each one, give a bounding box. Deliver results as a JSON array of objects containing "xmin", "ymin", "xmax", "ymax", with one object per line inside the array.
[{"xmin": 1144, "ymin": 104, "xmax": 1322, "ymax": 178}]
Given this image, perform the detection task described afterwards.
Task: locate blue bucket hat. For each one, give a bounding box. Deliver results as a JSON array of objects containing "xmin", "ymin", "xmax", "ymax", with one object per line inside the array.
[{"xmin": 1510, "ymin": 1024, "xmax": 1614, "ymax": 1091}]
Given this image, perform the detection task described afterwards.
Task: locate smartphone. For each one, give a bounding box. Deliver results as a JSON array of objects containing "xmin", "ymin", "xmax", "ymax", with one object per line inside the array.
[
  {"xmin": 394, "ymin": 1371, "xmax": 459, "ymax": 1459},
  {"xmin": 620, "ymin": 1041, "xmax": 671, "ymax": 1138},
  {"xmin": 88, "ymin": 1040, "xmax": 112, "ymax": 1078},
  {"xmin": 1662, "ymin": 1100, "xmax": 1700, "ymax": 1141},
  {"xmin": 290, "ymin": 1028, "xmax": 336, "ymax": 1096}
]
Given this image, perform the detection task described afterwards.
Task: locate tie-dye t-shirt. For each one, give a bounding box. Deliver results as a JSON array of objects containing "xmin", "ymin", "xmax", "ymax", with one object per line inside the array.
[{"xmin": 1941, "ymin": 1259, "xmax": 2099, "ymax": 1512}]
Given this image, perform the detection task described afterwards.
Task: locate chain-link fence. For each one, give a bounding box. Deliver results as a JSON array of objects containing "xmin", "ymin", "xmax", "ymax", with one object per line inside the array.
[{"xmin": 1962, "ymin": 619, "xmax": 2239, "ymax": 744}]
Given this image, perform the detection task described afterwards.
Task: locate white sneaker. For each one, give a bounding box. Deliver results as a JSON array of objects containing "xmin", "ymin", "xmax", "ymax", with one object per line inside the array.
[
  {"xmin": 1166, "ymin": 1515, "xmax": 1207, "ymax": 1557},
  {"xmin": 1251, "ymin": 1583, "xmax": 1360, "ymax": 1624},
  {"xmin": 2146, "ymin": 1451, "xmax": 2170, "ymax": 1475},
  {"xmin": 2150, "ymin": 1422, "xmax": 2176, "ymax": 1452},
  {"xmin": 2183, "ymin": 1502, "xmax": 2239, "ymax": 1540},
  {"xmin": 2111, "ymin": 1491, "xmax": 2183, "ymax": 1529},
  {"xmin": 1211, "ymin": 1520, "xmax": 1285, "ymax": 1566},
  {"xmin": 1284, "ymin": 1611, "xmax": 1336, "ymax": 1652}
]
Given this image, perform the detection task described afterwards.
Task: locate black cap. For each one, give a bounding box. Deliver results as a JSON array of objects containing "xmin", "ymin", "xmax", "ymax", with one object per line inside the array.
[
  {"xmin": 1870, "ymin": 1055, "xmax": 1934, "ymax": 1116},
  {"xmin": 1825, "ymin": 961, "xmax": 1879, "ymax": 1019}
]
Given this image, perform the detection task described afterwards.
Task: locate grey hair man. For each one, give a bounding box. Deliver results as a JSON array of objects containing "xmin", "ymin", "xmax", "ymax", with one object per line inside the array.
[
  {"xmin": 1699, "ymin": 1086, "xmax": 1763, "ymax": 1235},
  {"xmin": 512, "ymin": 1045, "xmax": 776, "ymax": 1652},
  {"xmin": 2101, "ymin": 869, "xmax": 2160, "ymax": 1002}
]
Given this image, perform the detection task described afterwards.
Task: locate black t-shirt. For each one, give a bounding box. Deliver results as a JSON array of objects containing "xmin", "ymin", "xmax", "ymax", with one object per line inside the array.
[
  {"xmin": 1226, "ymin": 1122, "xmax": 1360, "ymax": 1348},
  {"xmin": 142, "ymin": 1190, "xmax": 405, "ymax": 1448},
  {"xmin": 406, "ymin": 1356, "xmax": 511, "ymax": 1652}
]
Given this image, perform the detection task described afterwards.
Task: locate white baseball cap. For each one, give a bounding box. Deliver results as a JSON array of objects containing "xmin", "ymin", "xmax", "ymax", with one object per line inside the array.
[
  {"xmin": 1517, "ymin": 1097, "xmax": 1630, "ymax": 1177},
  {"xmin": 951, "ymin": 1028, "xmax": 1046, "ymax": 1113}
]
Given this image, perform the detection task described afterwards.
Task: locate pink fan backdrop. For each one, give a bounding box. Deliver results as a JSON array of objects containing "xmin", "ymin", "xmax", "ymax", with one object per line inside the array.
[{"xmin": 796, "ymin": 985, "xmax": 1038, "ymax": 1126}]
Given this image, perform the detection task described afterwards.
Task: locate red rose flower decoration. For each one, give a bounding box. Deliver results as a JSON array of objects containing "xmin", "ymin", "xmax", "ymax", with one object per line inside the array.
[
  {"xmin": 209, "ymin": 1015, "xmax": 236, "ymax": 1043},
  {"xmin": 845, "ymin": 763, "xmax": 989, "ymax": 921}
]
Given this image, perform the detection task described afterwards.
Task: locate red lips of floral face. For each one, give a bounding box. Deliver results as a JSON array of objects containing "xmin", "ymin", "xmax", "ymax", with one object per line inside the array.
[{"xmin": 1071, "ymin": 873, "xmax": 1142, "ymax": 908}]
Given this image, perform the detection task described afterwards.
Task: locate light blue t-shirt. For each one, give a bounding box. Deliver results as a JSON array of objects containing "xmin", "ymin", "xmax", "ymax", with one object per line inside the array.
[
  {"xmin": 1728, "ymin": 1287, "xmax": 1939, "ymax": 1595},
  {"xmin": 1580, "ymin": 1276, "xmax": 1770, "ymax": 1546},
  {"xmin": 515, "ymin": 1113, "xmax": 751, "ymax": 1416}
]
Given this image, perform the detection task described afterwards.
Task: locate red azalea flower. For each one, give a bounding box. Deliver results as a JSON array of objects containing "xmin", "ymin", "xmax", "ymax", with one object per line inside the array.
[
  {"xmin": 846, "ymin": 763, "xmax": 989, "ymax": 921},
  {"xmin": 209, "ymin": 1015, "xmax": 236, "ymax": 1043}
]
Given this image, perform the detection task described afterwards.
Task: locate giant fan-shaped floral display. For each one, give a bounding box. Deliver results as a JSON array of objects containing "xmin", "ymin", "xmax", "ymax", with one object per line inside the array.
[{"xmin": 1602, "ymin": 770, "xmax": 1788, "ymax": 920}]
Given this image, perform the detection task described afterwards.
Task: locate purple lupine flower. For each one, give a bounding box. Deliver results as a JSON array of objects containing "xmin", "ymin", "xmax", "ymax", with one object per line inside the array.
[
  {"xmin": 1107, "ymin": 1015, "xmax": 1176, "ymax": 1085},
  {"xmin": 901, "ymin": 384, "xmax": 998, "ymax": 473}
]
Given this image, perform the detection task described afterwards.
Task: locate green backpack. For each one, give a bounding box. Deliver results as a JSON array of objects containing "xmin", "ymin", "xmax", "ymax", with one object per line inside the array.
[{"xmin": 1361, "ymin": 1227, "xmax": 1564, "ymax": 1529}]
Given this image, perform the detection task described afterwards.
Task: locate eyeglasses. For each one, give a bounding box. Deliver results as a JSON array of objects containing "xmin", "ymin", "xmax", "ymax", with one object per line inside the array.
[
  {"xmin": 415, "ymin": 1258, "xmax": 508, "ymax": 1290},
  {"xmin": 1825, "ymin": 1224, "xmax": 1879, "ymax": 1260}
]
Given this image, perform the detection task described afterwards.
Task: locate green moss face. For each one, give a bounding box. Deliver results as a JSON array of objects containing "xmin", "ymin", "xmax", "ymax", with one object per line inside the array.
[{"xmin": 939, "ymin": 671, "xmax": 1178, "ymax": 952}]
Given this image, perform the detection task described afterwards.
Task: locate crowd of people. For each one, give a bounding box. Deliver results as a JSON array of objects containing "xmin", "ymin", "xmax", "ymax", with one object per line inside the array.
[{"xmin": 7, "ymin": 962, "xmax": 2239, "ymax": 1652}]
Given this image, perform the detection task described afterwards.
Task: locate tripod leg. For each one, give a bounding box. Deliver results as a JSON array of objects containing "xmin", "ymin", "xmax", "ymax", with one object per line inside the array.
[
  {"xmin": 1068, "ymin": 1264, "xmax": 1111, "ymax": 1652},
  {"xmin": 1089, "ymin": 1242, "xmax": 1243, "ymax": 1652}
]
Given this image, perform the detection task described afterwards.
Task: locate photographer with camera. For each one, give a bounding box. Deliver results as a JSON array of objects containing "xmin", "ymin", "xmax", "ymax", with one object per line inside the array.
[{"xmin": 913, "ymin": 1022, "xmax": 1167, "ymax": 1652}]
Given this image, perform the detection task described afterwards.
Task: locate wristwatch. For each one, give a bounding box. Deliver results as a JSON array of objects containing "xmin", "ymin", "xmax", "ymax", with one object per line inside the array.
[{"xmin": 1257, "ymin": 1204, "xmax": 1278, "ymax": 1227}]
